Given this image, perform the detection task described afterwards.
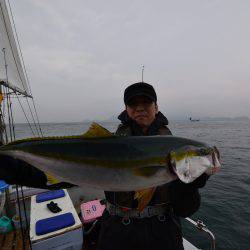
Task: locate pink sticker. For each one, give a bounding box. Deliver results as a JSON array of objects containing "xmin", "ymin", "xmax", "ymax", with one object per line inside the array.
[{"xmin": 81, "ymin": 200, "xmax": 105, "ymax": 224}]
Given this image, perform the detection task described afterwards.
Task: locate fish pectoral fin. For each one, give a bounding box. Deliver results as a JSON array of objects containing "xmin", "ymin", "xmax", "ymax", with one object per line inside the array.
[
  {"xmin": 133, "ymin": 166, "xmax": 163, "ymax": 177},
  {"xmin": 135, "ymin": 187, "xmax": 156, "ymax": 212},
  {"xmin": 45, "ymin": 172, "xmax": 60, "ymax": 185},
  {"xmin": 0, "ymin": 93, "xmax": 3, "ymax": 103},
  {"xmin": 45, "ymin": 173, "xmax": 76, "ymax": 189},
  {"xmin": 46, "ymin": 182, "xmax": 76, "ymax": 190},
  {"xmin": 82, "ymin": 122, "xmax": 114, "ymax": 138}
]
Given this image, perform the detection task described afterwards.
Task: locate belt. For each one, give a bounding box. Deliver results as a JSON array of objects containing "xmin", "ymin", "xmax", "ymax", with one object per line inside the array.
[{"xmin": 106, "ymin": 202, "xmax": 171, "ymax": 219}]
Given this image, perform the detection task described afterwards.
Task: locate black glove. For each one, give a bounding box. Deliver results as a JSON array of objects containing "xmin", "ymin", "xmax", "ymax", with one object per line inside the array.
[
  {"xmin": 168, "ymin": 173, "xmax": 209, "ymax": 217},
  {"xmin": 0, "ymin": 154, "xmax": 76, "ymax": 189},
  {"xmin": 189, "ymin": 173, "xmax": 209, "ymax": 189}
]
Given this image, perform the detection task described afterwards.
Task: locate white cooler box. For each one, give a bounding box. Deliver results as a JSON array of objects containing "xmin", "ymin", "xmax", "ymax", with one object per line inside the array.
[{"xmin": 30, "ymin": 189, "xmax": 83, "ymax": 250}]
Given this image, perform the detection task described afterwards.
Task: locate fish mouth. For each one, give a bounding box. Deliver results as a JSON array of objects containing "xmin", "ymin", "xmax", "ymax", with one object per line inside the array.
[{"xmin": 168, "ymin": 145, "xmax": 221, "ymax": 183}]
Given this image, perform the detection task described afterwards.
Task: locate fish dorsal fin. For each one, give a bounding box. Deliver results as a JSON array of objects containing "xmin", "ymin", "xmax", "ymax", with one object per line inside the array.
[{"xmin": 82, "ymin": 122, "xmax": 113, "ymax": 138}]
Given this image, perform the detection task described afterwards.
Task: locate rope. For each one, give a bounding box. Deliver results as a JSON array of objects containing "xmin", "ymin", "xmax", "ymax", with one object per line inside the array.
[
  {"xmin": 14, "ymin": 92, "xmax": 36, "ymax": 137},
  {"xmin": 1, "ymin": 1, "xmax": 43, "ymax": 138},
  {"xmin": 22, "ymin": 94, "xmax": 41, "ymax": 136},
  {"xmin": 2, "ymin": 45, "xmax": 26, "ymax": 246},
  {"xmin": 21, "ymin": 186, "xmax": 32, "ymax": 249},
  {"xmin": 0, "ymin": 3, "xmax": 45, "ymax": 249},
  {"xmin": 30, "ymin": 98, "xmax": 44, "ymax": 137},
  {"xmin": 2, "ymin": 36, "xmax": 41, "ymax": 137},
  {"xmin": 7, "ymin": 0, "xmax": 43, "ymax": 138},
  {"xmin": 15, "ymin": 186, "xmax": 26, "ymax": 249},
  {"xmin": 25, "ymin": 98, "xmax": 42, "ymax": 136},
  {"xmin": 2, "ymin": 46, "xmax": 34, "ymax": 138},
  {"xmin": 7, "ymin": 0, "xmax": 31, "ymax": 95},
  {"xmin": 0, "ymin": 108, "xmax": 7, "ymax": 143}
]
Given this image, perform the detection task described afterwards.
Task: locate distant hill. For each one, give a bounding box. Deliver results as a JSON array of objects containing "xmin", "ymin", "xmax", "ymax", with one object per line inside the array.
[
  {"xmin": 82, "ymin": 114, "xmax": 119, "ymax": 123},
  {"xmin": 200, "ymin": 116, "xmax": 250, "ymax": 121},
  {"xmin": 82, "ymin": 115, "xmax": 250, "ymax": 123}
]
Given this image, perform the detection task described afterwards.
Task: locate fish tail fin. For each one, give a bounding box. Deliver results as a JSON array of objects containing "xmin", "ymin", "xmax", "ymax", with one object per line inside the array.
[{"xmin": 134, "ymin": 187, "xmax": 156, "ymax": 212}]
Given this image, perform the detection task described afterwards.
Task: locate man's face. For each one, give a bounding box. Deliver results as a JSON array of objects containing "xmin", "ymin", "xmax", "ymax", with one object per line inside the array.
[{"xmin": 126, "ymin": 96, "xmax": 158, "ymax": 127}]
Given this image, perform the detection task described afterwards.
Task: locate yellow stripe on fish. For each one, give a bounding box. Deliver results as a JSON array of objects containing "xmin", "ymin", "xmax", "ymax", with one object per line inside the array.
[{"xmin": 0, "ymin": 123, "xmax": 221, "ymax": 191}]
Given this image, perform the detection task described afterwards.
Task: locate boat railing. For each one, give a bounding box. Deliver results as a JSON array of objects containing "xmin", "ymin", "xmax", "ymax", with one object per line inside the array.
[{"xmin": 185, "ymin": 217, "xmax": 216, "ymax": 250}]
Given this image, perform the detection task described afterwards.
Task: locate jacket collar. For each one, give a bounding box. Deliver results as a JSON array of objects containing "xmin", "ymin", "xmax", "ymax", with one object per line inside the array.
[{"xmin": 117, "ymin": 110, "xmax": 169, "ymax": 135}]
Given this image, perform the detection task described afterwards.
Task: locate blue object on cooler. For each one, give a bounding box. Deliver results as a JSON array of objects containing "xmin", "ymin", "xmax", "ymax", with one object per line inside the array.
[
  {"xmin": 0, "ymin": 180, "xmax": 8, "ymax": 191},
  {"xmin": 36, "ymin": 189, "xmax": 65, "ymax": 203},
  {"xmin": 0, "ymin": 180, "xmax": 9, "ymax": 216},
  {"xmin": 35, "ymin": 212, "xmax": 75, "ymax": 235}
]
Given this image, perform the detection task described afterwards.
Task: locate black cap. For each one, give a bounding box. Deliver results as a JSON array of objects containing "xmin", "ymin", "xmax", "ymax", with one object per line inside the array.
[{"xmin": 124, "ymin": 82, "xmax": 157, "ymax": 105}]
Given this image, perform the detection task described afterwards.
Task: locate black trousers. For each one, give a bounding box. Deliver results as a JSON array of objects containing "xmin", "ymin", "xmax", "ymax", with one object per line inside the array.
[{"xmin": 97, "ymin": 211, "xmax": 184, "ymax": 250}]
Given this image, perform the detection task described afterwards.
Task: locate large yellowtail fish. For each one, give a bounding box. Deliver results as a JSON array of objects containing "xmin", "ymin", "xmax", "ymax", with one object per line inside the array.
[{"xmin": 0, "ymin": 123, "xmax": 221, "ymax": 192}]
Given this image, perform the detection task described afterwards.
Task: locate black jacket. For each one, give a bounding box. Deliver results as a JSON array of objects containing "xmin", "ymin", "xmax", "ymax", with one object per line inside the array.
[
  {"xmin": 105, "ymin": 110, "xmax": 208, "ymax": 217},
  {"xmin": 97, "ymin": 111, "xmax": 209, "ymax": 250}
]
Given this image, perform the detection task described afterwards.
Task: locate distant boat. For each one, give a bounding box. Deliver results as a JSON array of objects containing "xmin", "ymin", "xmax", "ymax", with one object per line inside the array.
[{"xmin": 189, "ymin": 117, "xmax": 200, "ymax": 122}]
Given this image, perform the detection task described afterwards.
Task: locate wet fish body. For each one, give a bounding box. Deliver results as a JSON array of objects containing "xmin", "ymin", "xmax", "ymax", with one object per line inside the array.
[{"xmin": 0, "ymin": 133, "xmax": 220, "ymax": 191}]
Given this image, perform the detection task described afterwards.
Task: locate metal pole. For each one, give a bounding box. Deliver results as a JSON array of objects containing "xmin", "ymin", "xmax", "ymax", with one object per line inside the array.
[
  {"xmin": 142, "ymin": 65, "xmax": 144, "ymax": 82},
  {"xmin": 185, "ymin": 217, "xmax": 216, "ymax": 250},
  {"xmin": 0, "ymin": 85, "xmax": 4, "ymax": 145},
  {"xmin": 0, "ymin": 84, "xmax": 12, "ymax": 219},
  {"xmin": 2, "ymin": 48, "xmax": 15, "ymax": 142}
]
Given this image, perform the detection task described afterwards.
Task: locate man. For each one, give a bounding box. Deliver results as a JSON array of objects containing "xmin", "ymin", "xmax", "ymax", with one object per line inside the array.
[{"xmin": 97, "ymin": 82, "xmax": 208, "ymax": 250}]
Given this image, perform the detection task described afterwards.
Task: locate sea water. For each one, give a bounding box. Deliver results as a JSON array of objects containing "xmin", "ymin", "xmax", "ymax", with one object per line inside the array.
[{"xmin": 7, "ymin": 120, "xmax": 250, "ymax": 249}]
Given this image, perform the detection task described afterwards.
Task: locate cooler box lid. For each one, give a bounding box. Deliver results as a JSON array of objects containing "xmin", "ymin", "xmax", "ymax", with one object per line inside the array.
[
  {"xmin": 36, "ymin": 189, "xmax": 65, "ymax": 203},
  {"xmin": 35, "ymin": 212, "xmax": 75, "ymax": 235}
]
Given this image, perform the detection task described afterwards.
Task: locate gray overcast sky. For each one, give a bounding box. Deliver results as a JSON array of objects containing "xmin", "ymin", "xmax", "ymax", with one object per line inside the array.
[{"xmin": 10, "ymin": 0, "xmax": 250, "ymax": 123}]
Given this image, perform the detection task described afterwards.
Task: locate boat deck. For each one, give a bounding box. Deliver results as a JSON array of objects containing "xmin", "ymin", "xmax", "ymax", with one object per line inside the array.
[
  {"xmin": 0, "ymin": 229, "xmax": 198, "ymax": 250},
  {"xmin": 0, "ymin": 229, "xmax": 30, "ymax": 250}
]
